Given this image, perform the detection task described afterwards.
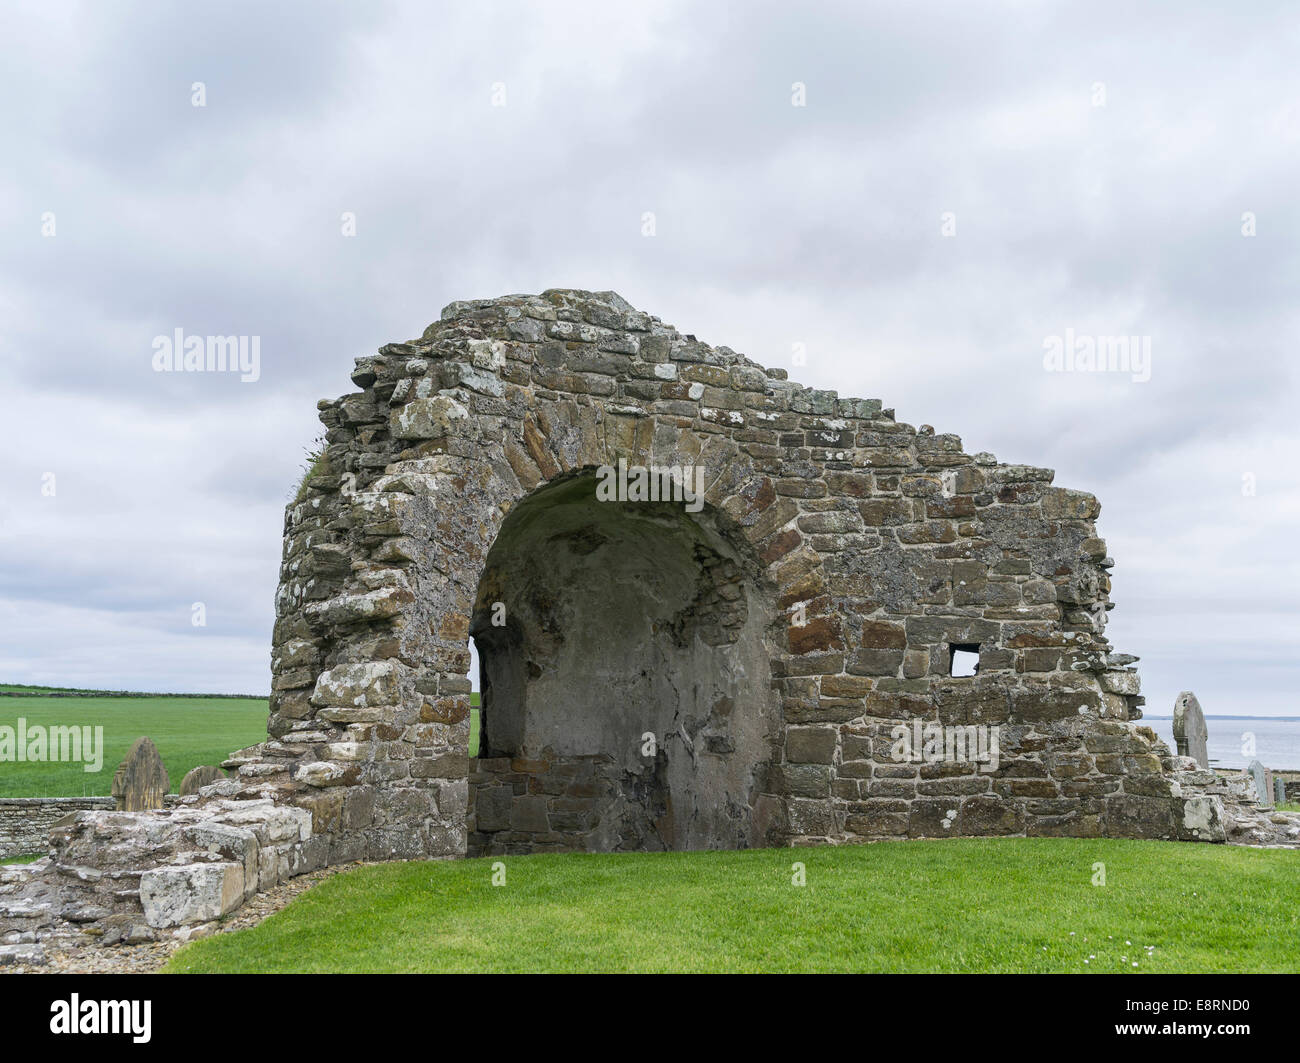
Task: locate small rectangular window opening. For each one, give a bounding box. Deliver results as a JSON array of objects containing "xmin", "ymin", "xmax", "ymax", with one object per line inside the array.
[{"xmin": 949, "ymin": 643, "xmax": 980, "ymax": 677}]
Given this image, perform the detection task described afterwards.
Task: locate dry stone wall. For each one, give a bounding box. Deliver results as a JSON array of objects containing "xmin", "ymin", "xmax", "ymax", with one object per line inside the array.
[{"xmin": 0, "ymin": 799, "xmax": 113, "ymax": 859}]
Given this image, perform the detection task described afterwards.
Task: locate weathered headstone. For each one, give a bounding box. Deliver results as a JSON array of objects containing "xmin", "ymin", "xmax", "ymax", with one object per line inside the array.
[
  {"xmin": 179, "ymin": 764, "xmax": 224, "ymax": 797},
  {"xmin": 1274, "ymin": 777, "xmax": 1287, "ymax": 805},
  {"xmin": 111, "ymin": 737, "xmax": 169, "ymax": 811},
  {"xmin": 1172, "ymin": 691, "xmax": 1209, "ymax": 768},
  {"xmin": 1246, "ymin": 759, "xmax": 1270, "ymax": 806}
]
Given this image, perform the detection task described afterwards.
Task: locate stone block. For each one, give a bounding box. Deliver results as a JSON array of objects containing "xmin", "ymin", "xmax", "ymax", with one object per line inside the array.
[
  {"xmin": 785, "ymin": 726, "xmax": 838, "ymax": 764},
  {"xmin": 139, "ymin": 862, "xmax": 245, "ymax": 928}
]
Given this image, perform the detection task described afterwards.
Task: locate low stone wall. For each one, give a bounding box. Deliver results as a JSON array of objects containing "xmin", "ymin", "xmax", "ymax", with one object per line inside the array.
[
  {"xmin": 0, "ymin": 797, "xmax": 181, "ymax": 859},
  {"xmin": 0, "ymin": 799, "xmax": 113, "ymax": 859},
  {"xmin": 0, "ymin": 795, "xmax": 320, "ymax": 950}
]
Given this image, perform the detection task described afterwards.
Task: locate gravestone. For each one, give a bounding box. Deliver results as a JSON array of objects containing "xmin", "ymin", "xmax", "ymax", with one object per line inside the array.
[
  {"xmin": 1275, "ymin": 777, "xmax": 1287, "ymax": 805},
  {"xmin": 1172, "ymin": 691, "xmax": 1209, "ymax": 768},
  {"xmin": 179, "ymin": 764, "xmax": 224, "ymax": 797},
  {"xmin": 111, "ymin": 737, "xmax": 169, "ymax": 811},
  {"xmin": 1246, "ymin": 760, "xmax": 1270, "ymax": 806}
]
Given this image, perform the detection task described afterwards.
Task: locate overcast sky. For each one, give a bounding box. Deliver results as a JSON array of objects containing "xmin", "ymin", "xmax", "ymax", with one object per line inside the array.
[{"xmin": 1, "ymin": 1, "xmax": 1296, "ymax": 719}]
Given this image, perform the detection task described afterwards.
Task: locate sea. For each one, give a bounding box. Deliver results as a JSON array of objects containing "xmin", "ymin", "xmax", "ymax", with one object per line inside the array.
[{"xmin": 1144, "ymin": 716, "xmax": 1300, "ymax": 772}]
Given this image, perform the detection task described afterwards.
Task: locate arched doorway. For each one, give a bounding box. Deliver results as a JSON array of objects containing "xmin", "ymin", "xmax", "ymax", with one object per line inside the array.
[{"xmin": 467, "ymin": 468, "xmax": 782, "ymax": 855}]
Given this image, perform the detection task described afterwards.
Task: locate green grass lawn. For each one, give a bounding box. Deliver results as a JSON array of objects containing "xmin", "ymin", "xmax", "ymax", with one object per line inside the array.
[
  {"xmin": 166, "ymin": 838, "xmax": 1300, "ymax": 973},
  {"xmin": 0, "ymin": 695, "xmax": 268, "ymax": 797}
]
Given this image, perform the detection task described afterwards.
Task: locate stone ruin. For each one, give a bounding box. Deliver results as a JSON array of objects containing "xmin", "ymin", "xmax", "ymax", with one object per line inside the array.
[{"xmin": 4, "ymin": 289, "xmax": 1299, "ymax": 957}]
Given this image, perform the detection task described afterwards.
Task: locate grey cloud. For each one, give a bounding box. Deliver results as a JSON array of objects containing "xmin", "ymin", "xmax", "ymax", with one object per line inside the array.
[{"xmin": 3, "ymin": 0, "xmax": 1297, "ymax": 710}]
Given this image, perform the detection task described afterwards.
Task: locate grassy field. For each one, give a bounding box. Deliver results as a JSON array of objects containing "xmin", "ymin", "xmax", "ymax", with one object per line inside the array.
[
  {"xmin": 2, "ymin": 690, "xmax": 481, "ymax": 796},
  {"xmin": 0, "ymin": 695, "xmax": 268, "ymax": 797},
  {"xmin": 166, "ymin": 838, "xmax": 1300, "ymax": 973},
  {"xmin": 0, "ymin": 683, "xmax": 259, "ymax": 696},
  {"xmin": 0, "ymin": 684, "xmax": 117, "ymax": 695}
]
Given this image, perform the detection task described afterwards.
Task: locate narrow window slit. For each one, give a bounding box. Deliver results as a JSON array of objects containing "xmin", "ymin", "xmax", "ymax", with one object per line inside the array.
[{"xmin": 949, "ymin": 643, "xmax": 980, "ymax": 677}]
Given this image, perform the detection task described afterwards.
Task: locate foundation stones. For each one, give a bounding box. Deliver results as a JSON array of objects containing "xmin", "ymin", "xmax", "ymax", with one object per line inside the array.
[{"xmin": 139, "ymin": 862, "xmax": 245, "ymax": 928}]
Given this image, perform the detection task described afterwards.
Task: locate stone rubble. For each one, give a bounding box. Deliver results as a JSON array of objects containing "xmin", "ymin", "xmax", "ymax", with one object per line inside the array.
[{"xmin": 0, "ymin": 864, "xmax": 346, "ymax": 974}]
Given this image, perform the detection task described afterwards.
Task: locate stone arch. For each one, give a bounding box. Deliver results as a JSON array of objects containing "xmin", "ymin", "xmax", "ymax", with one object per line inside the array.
[{"xmin": 465, "ymin": 465, "xmax": 786, "ymax": 854}]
